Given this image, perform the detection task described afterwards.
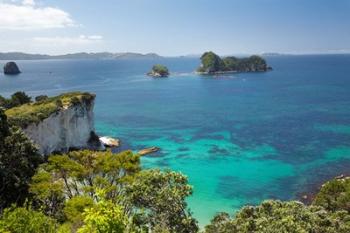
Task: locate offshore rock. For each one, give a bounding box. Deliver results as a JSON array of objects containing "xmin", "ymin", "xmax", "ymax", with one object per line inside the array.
[{"xmin": 3, "ymin": 61, "xmax": 21, "ymax": 75}]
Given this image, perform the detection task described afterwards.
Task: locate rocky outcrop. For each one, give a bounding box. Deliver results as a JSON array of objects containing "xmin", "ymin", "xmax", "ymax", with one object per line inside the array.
[
  {"xmin": 138, "ymin": 147, "xmax": 160, "ymax": 156},
  {"xmin": 23, "ymin": 94, "xmax": 98, "ymax": 155},
  {"xmin": 3, "ymin": 61, "xmax": 21, "ymax": 75},
  {"xmin": 100, "ymin": 136, "xmax": 120, "ymax": 147}
]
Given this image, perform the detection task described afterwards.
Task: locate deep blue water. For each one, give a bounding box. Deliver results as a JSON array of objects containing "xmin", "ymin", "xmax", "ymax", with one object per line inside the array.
[{"xmin": 1, "ymin": 55, "xmax": 350, "ymax": 226}]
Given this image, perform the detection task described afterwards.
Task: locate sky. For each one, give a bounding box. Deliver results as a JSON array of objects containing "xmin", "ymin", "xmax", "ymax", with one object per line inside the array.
[{"xmin": 0, "ymin": 0, "xmax": 349, "ymax": 56}]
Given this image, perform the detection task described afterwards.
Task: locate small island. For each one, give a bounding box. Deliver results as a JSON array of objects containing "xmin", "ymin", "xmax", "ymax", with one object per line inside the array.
[
  {"xmin": 3, "ymin": 61, "xmax": 21, "ymax": 75},
  {"xmin": 147, "ymin": 64, "xmax": 169, "ymax": 77},
  {"xmin": 197, "ymin": 51, "xmax": 272, "ymax": 74}
]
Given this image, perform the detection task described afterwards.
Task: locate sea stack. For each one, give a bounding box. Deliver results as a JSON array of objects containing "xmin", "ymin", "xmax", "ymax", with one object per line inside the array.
[{"xmin": 3, "ymin": 61, "xmax": 21, "ymax": 75}]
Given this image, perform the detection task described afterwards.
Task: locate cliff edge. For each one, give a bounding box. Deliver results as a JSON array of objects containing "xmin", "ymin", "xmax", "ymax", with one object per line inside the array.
[{"xmin": 5, "ymin": 92, "xmax": 100, "ymax": 155}]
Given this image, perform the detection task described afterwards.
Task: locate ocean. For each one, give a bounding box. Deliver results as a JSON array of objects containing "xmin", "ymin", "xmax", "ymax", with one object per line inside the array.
[{"xmin": 1, "ymin": 55, "xmax": 350, "ymax": 226}]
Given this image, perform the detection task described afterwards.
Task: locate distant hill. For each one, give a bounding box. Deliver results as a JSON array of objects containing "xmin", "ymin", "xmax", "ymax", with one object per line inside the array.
[{"xmin": 0, "ymin": 52, "xmax": 162, "ymax": 60}]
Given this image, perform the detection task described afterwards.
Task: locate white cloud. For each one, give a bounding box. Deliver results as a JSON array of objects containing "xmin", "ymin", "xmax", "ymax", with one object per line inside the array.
[
  {"xmin": 33, "ymin": 35, "xmax": 103, "ymax": 46},
  {"xmin": 0, "ymin": 1, "xmax": 75, "ymax": 30},
  {"xmin": 22, "ymin": 0, "xmax": 35, "ymax": 6}
]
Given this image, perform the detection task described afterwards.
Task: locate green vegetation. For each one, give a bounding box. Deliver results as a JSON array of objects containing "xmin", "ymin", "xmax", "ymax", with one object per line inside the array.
[
  {"xmin": 26, "ymin": 149, "xmax": 197, "ymax": 232},
  {"xmin": 0, "ymin": 91, "xmax": 32, "ymax": 109},
  {"xmin": 35, "ymin": 95, "xmax": 49, "ymax": 102},
  {"xmin": 313, "ymin": 177, "xmax": 350, "ymax": 212},
  {"xmin": 205, "ymin": 200, "xmax": 350, "ymax": 233},
  {"xmin": 0, "ymin": 109, "xmax": 42, "ymax": 210},
  {"xmin": 4, "ymin": 92, "xmax": 95, "ymax": 128},
  {"xmin": 0, "ymin": 206, "xmax": 57, "ymax": 233},
  {"xmin": 197, "ymin": 51, "xmax": 271, "ymax": 74},
  {"xmin": 197, "ymin": 51, "xmax": 226, "ymax": 73},
  {"xmin": 126, "ymin": 169, "xmax": 198, "ymax": 232},
  {"xmin": 148, "ymin": 64, "xmax": 169, "ymax": 77}
]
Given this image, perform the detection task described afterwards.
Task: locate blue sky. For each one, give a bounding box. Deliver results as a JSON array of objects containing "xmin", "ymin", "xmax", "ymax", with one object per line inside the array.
[{"xmin": 0, "ymin": 0, "xmax": 349, "ymax": 55}]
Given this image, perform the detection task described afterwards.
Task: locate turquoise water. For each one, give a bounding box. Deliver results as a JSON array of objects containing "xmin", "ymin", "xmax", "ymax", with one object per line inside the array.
[{"xmin": 1, "ymin": 55, "xmax": 350, "ymax": 226}]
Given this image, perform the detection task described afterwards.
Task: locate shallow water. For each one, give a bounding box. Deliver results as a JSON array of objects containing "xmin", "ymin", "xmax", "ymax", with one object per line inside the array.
[{"xmin": 1, "ymin": 55, "xmax": 350, "ymax": 226}]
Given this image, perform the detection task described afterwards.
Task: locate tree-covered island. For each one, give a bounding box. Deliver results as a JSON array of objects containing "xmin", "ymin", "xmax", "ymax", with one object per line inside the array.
[
  {"xmin": 147, "ymin": 64, "xmax": 169, "ymax": 77},
  {"xmin": 197, "ymin": 51, "xmax": 272, "ymax": 74}
]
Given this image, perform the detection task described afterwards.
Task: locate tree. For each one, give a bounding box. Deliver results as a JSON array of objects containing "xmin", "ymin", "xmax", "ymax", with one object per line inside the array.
[
  {"xmin": 0, "ymin": 206, "xmax": 57, "ymax": 233},
  {"xmin": 313, "ymin": 178, "xmax": 350, "ymax": 212},
  {"xmin": 0, "ymin": 109, "xmax": 42, "ymax": 210},
  {"xmin": 204, "ymin": 200, "xmax": 350, "ymax": 233},
  {"xmin": 35, "ymin": 95, "xmax": 49, "ymax": 102},
  {"xmin": 30, "ymin": 150, "xmax": 141, "ymax": 218},
  {"xmin": 126, "ymin": 169, "xmax": 198, "ymax": 233},
  {"xmin": 10, "ymin": 91, "xmax": 32, "ymax": 107},
  {"xmin": 0, "ymin": 92, "xmax": 32, "ymax": 109},
  {"xmin": 77, "ymin": 198, "xmax": 129, "ymax": 233}
]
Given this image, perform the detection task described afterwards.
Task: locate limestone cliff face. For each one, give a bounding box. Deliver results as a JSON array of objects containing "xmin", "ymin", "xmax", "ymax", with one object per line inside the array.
[{"xmin": 23, "ymin": 98, "xmax": 96, "ymax": 155}]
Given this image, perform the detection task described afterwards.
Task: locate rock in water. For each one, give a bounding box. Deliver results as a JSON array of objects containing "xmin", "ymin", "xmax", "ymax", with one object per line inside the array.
[
  {"xmin": 99, "ymin": 136, "xmax": 120, "ymax": 147},
  {"xmin": 138, "ymin": 147, "xmax": 160, "ymax": 156},
  {"xmin": 3, "ymin": 61, "xmax": 21, "ymax": 75}
]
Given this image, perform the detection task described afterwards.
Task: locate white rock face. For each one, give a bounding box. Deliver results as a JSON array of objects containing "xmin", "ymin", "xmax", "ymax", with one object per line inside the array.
[
  {"xmin": 99, "ymin": 136, "xmax": 120, "ymax": 147},
  {"xmin": 24, "ymin": 100, "xmax": 96, "ymax": 155}
]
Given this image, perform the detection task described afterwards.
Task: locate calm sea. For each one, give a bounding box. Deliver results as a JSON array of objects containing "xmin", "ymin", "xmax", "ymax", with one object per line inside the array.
[{"xmin": 1, "ymin": 55, "xmax": 350, "ymax": 226}]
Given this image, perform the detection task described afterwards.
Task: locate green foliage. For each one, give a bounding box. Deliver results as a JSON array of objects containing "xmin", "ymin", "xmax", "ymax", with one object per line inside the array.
[
  {"xmin": 126, "ymin": 169, "xmax": 198, "ymax": 233},
  {"xmin": 63, "ymin": 196, "xmax": 94, "ymax": 231},
  {"xmin": 77, "ymin": 198, "xmax": 129, "ymax": 233},
  {"xmin": 0, "ymin": 206, "xmax": 57, "ymax": 233},
  {"xmin": 30, "ymin": 150, "xmax": 140, "ymax": 218},
  {"xmin": 223, "ymin": 56, "xmax": 239, "ymax": 71},
  {"xmin": 205, "ymin": 200, "xmax": 350, "ymax": 233},
  {"xmin": 0, "ymin": 91, "xmax": 31, "ymax": 109},
  {"xmin": 197, "ymin": 51, "xmax": 269, "ymax": 73},
  {"xmin": 5, "ymin": 92, "xmax": 95, "ymax": 128},
  {"xmin": 313, "ymin": 178, "xmax": 350, "ymax": 212},
  {"xmin": 35, "ymin": 95, "xmax": 49, "ymax": 102},
  {"xmin": 197, "ymin": 51, "xmax": 225, "ymax": 73},
  {"xmin": 10, "ymin": 91, "xmax": 32, "ymax": 107},
  {"xmin": 149, "ymin": 64, "xmax": 169, "ymax": 77},
  {"xmin": 0, "ymin": 108, "xmax": 10, "ymax": 139},
  {"xmin": 0, "ymin": 109, "xmax": 42, "ymax": 209}
]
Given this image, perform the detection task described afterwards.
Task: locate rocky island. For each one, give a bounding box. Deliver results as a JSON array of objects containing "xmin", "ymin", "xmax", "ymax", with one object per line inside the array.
[
  {"xmin": 3, "ymin": 61, "xmax": 21, "ymax": 75},
  {"xmin": 147, "ymin": 64, "xmax": 169, "ymax": 77},
  {"xmin": 197, "ymin": 51, "xmax": 272, "ymax": 74}
]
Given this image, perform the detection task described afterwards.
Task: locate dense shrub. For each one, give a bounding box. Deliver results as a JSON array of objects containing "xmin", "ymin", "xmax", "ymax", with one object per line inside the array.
[
  {"xmin": 0, "ymin": 206, "xmax": 57, "ymax": 233},
  {"xmin": 204, "ymin": 200, "xmax": 350, "ymax": 233},
  {"xmin": 313, "ymin": 177, "xmax": 350, "ymax": 212}
]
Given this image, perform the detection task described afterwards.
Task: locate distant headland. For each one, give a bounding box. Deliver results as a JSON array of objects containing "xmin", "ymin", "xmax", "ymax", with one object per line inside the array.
[
  {"xmin": 0, "ymin": 52, "xmax": 162, "ymax": 60},
  {"xmin": 197, "ymin": 51, "xmax": 272, "ymax": 75}
]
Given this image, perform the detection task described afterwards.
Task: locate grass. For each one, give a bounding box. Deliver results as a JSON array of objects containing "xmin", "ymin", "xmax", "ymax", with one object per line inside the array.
[{"xmin": 5, "ymin": 92, "xmax": 95, "ymax": 128}]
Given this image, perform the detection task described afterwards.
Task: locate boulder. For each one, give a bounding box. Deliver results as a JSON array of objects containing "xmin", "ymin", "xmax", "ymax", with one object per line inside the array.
[
  {"xmin": 138, "ymin": 146, "xmax": 160, "ymax": 156},
  {"xmin": 99, "ymin": 136, "xmax": 120, "ymax": 147},
  {"xmin": 4, "ymin": 61, "xmax": 21, "ymax": 75}
]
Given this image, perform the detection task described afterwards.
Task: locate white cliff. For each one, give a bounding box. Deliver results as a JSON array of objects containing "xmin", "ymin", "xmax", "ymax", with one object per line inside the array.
[{"xmin": 22, "ymin": 94, "xmax": 98, "ymax": 155}]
